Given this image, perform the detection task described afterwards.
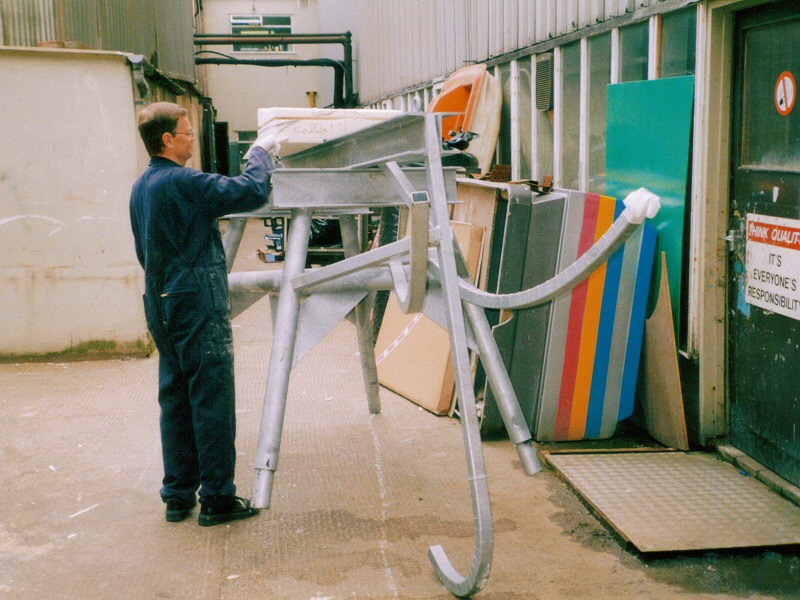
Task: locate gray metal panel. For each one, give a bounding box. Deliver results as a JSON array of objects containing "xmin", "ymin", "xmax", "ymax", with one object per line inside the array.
[
  {"xmin": 57, "ymin": 0, "xmax": 100, "ymax": 48},
  {"xmin": 270, "ymin": 168, "xmax": 457, "ymax": 209},
  {"xmin": 557, "ymin": 0, "xmax": 573, "ymax": 36},
  {"xmin": 436, "ymin": 0, "xmax": 449, "ymax": 76},
  {"xmin": 0, "ymin": 0, "xmax": 56, "ymax": 46},
  {"xmin": 99, "ymin": 0, "xmax": 151, "ymax": 58},
  {"xmin": 281, "ymin": 114, "xmax": 428, "ymax": 168},
  {"xmin": 517, "ymin": 0, "xmax": 530, "ymax": 48},
  {"xmin": 454, "ymin": 0, "xmax": 468, "ymax": 71},
  {"xmin": 489, "ymin": 0, "xmax": 502, "ymax": 58},
  {"xmin": 509, "ymin": 194, "xmax": 566, "ymax": 429},
  {"xmin": 537, "ymin": 189, "xmax": 586, "ymax": 439},
  {"xmin": 578, "ymin": 1, "xmax": 592, "ymax": 29},
  {"xmin": 154, "ymin": 0, "xmax": 196, "ymax": 82},
  {"xmin": 481, "ymin": 193, "xmax": 533, "ymax": 434},
  {"xmin": 506, "ymin": 0, "xmax": 519, "ymax": 55}
]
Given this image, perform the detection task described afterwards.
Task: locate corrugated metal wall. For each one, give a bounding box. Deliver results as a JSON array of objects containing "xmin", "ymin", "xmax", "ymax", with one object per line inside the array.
[
  {"xmin": 0, "ymin": 0, "xmax": 197, "ymax": 82},
  {"xmin": 0, "ymin": 0, "xmax": 56, "ymax": 46},
  {"xmin": 356, "ymin": 0, "xmax": 693, "ymax": 103}
]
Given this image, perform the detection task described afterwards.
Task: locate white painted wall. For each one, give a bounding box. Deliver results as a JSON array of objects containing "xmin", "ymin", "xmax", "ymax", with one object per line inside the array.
[
  {"xmin": 201, "ymin": 0, "xmax": 324, "ymax": 134},
  {"xmin": 0, "ymin": 48, "xmax": 147, "ymax": 355}
]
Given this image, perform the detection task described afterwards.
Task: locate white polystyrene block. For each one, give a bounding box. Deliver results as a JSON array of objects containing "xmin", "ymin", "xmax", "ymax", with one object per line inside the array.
[{"xmin": 255, "ymin": 107, "xmax": 403, "ymax": 156}]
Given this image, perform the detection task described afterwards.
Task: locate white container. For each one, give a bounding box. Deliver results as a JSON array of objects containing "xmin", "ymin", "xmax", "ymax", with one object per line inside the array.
[{"xmin": 256, "ymin": 107, "xmax": 403, "ymax": 156}]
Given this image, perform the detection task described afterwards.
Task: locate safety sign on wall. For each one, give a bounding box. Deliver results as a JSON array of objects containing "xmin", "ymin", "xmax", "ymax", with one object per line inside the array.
[
  {"xmin": 746, "ymin": 213, "xmax": 800, "ymax": 320},
  {"xmin": 776, "ymin": 71, "xmax": 796, "ymax": 117}
]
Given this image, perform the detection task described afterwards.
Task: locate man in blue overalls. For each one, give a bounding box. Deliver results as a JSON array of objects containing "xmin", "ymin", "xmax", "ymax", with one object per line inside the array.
[{"xmin": 130, "ymin": 102, "xmax": 280, "ymax": 526}]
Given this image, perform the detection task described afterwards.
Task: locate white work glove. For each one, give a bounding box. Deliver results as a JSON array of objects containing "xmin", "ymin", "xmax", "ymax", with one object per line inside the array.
[
  {"xmin": 244, "ymin": 134, "xmax": 286, "ymax": 160},
  {"xmin": 621, "ymin": 187, "xmax": 661, "ymax": 224}
]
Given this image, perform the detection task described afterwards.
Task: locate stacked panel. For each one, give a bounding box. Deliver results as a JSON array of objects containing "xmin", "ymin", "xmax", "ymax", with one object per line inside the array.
[{"xmin": 482, "ymin": 190, "xmax": 656, "ymax": 441}]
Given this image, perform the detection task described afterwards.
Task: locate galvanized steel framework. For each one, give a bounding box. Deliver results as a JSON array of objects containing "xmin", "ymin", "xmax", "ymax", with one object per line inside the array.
[{"xmin": 223, "ymin": 113, "xmax": 657, "ymax": 595}]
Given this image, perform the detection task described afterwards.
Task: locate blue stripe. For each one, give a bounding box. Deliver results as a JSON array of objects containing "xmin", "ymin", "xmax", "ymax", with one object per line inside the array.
[
  {"xmin": 618, "ymin": 223, "xmax": 657, "ymax": 420},
  {"xmin": 585, "ymin": 201, "xmax": 624, "ymax": 437}
]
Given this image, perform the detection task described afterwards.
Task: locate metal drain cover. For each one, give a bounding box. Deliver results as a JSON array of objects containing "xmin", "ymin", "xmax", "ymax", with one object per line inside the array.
[{"xmin": 546, "ymin": 451, "xmax": 800, "ymax": 554}]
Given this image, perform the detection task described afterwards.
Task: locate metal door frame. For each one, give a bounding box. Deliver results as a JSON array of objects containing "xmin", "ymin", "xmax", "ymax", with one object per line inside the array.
[{"xmin": 691, "ymin": 0, "xmax": 781, "ymax": 447}]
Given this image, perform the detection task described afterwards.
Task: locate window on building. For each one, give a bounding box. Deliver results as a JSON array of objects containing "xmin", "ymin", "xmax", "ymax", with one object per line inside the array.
[
  {"xmin": 498, "ymin": 64, "xmax": 513, "ymax": 167},
  {"xmin": 519, "ymin": 57, "xmax": 533, "ymax": 180},
  {"xmin": 660, "ymin": 7, "xmax": 696, "ymax": 77},
  {"xmin": 588, "ymin": 33, "xmax": 611, "ymax": 194},
  {"xmin": 560, "ymin": 42, "xmax": 581, "ymax": 190},
  {"xmin": 620, "ymin": 20, "xmax": 649, "ymax": 82},
  {"xmin": 230, "ymin": 15, "xmax": 292, "ymax": 52}
]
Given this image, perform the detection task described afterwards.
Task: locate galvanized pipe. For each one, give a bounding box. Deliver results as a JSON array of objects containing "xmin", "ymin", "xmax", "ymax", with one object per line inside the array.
[
  {"xmin": 462, "ymin": 300, "xmax": 542, "ymax": 476},
  {"xmin": 194, "ymin": 33, "xmax": 352, "ymax": 45},
  {"xmin": 458, "ymin": 213, "xmax": 640, "ymax": 310},
  {"xmin": 194, "ymin": 32, "xmax": 355, "ymax": 107},
  {"xmin": 252, "ymin": 209, "xmax": 312, "ymax": 509},
  {"xmin": 195, "ymin": 57, "xmax": 347, "ymax": 108},
  {"xmin": 422, "ymin": 115, "xmax": 493, "ymax": 597},
  {"xmin": 340, "ymin": 214, "xmax": 381, "ymax": 415}
]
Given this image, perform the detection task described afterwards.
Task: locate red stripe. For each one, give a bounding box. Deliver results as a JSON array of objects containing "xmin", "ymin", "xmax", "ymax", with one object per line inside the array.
[
  {"xmin": 747, "ymin": 219, "xmax": 800, "ymax": 251},
  {"xmin": 554, "ymin": 195, "xmax": 600, "ymax": 439}
]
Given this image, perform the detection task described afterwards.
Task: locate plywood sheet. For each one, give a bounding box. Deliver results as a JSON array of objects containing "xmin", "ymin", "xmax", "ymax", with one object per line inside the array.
[
  {"xmin": 641, "ymin": 253, "xmax": 689, "ymax": 450},
  {"xmin": 453, "ymin": 182, "xmax": 501, "ymax": 291}
]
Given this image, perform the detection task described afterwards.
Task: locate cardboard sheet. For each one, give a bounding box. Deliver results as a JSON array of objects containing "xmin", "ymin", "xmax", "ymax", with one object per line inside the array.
[{"xmin": 374, "ymin": 222, "xmax": 483, "ymax": 414}]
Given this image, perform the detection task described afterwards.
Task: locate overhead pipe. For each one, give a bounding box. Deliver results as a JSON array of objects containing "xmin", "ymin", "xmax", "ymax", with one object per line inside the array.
[
  {"xmin": 195, "ymin": 56, "xmax": 346, "ymax": 108},
  {"xmin": 194, "ymin": 33, "xmax": 355, "ymax": 107}
]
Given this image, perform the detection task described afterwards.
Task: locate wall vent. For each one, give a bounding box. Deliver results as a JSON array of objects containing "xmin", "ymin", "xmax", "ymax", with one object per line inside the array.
[{"xmin": 536, "ymin": 53, "xmax": 554, "ymax": 111}]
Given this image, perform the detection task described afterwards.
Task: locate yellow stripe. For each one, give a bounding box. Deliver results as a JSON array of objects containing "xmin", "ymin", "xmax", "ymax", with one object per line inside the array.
[{"xmin": 568, "ymin": 196, "xmax": 616, "ymax": 439}]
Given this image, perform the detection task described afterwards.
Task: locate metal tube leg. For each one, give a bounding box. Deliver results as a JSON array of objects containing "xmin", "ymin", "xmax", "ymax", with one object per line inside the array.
[
  {"xmin": 252, "ymin": 210, "xmax": 312, "ymax": 509},
  {"xmin": 222, "ymin": 216, "xmax": 248, "ymax": 273},
  {"xmin": 463, "ymin": 301, "xmax": 542, "ymax": 476},
  {"xmin": 423, "ymin": 115, "xmax": 492, "ymax": 597},
  {"xmin": 339, "ymin": 215, "xmax": 381, "ymax": 414}
]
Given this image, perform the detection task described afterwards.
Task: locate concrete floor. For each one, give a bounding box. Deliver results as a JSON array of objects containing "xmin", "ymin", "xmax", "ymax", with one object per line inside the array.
[{"xmin": 2, "ymin": 230, "xmax": 800, "ymax": 599}]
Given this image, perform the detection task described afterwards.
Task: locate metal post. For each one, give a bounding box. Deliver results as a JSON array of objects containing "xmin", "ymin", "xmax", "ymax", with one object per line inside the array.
[
  {"xmin": 422, "ymin": 114, "xmax": 493, "ymax": 597},
  {"xmin": 339, "ymin": 214, "xmax": 381, "ymax": 414},
  {"xmin": 462, "ymin": 300, "xmax": 542, "ymax": 476},
  {"xmin": 252, "ymin": 209, "xmax": 312, "ymax": 509}
]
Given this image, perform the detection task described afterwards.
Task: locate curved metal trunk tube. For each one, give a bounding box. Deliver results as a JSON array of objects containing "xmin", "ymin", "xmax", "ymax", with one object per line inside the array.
[
  {"xmin": 422, "ymin": 115, "xmax": 493, "ymax": 597},
  {"xmin": 459, "ymin": 214, "xmax": 639, "ymax": 310}
]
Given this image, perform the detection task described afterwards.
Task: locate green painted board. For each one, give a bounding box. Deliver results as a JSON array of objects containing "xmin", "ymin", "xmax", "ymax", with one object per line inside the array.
[{"xmin": 606, "ymin": 76, "xmax": 695, "ymax": 334}]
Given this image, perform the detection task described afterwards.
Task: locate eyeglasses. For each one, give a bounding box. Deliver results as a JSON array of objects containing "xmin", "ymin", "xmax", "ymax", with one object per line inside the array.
[{"xmin": 173, "ymin": 129, "xmax": 195, "ymax": 138}]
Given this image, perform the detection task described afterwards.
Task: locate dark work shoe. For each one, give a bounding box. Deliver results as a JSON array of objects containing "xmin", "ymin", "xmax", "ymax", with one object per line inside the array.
[
  {"xmin": 198, "ymin": 496, "xmax": 258, "ymax": 527},
  {"xmin": 165, "ymin": 498, "xmax": 196, "ymax": 522}
]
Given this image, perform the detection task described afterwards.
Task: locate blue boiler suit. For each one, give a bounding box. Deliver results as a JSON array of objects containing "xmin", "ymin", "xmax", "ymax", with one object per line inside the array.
[{"xmin": 129, "ymin": 148, "xmax": 273, "ymax": 504}]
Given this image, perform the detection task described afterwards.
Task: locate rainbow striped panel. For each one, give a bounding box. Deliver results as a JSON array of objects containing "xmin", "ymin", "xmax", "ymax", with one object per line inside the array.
[
  {"xmin": 552, "ymin": 196, "xmax": 598, "ymax": 439},
  {"xmin": 535, "ymin": 192, "xmax": 656, "ymax": 441}
]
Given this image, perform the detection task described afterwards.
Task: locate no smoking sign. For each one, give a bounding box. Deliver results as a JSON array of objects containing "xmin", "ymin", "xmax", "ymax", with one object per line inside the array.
[{"xmin": 776, "ymin": 71, "xmax": 796, "ymax": 117}]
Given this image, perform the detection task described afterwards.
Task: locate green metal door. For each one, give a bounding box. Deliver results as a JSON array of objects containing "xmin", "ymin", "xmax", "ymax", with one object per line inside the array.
[{"xmin": 728, "ymin": 2, "xmax": 800, "ymax": 487}]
